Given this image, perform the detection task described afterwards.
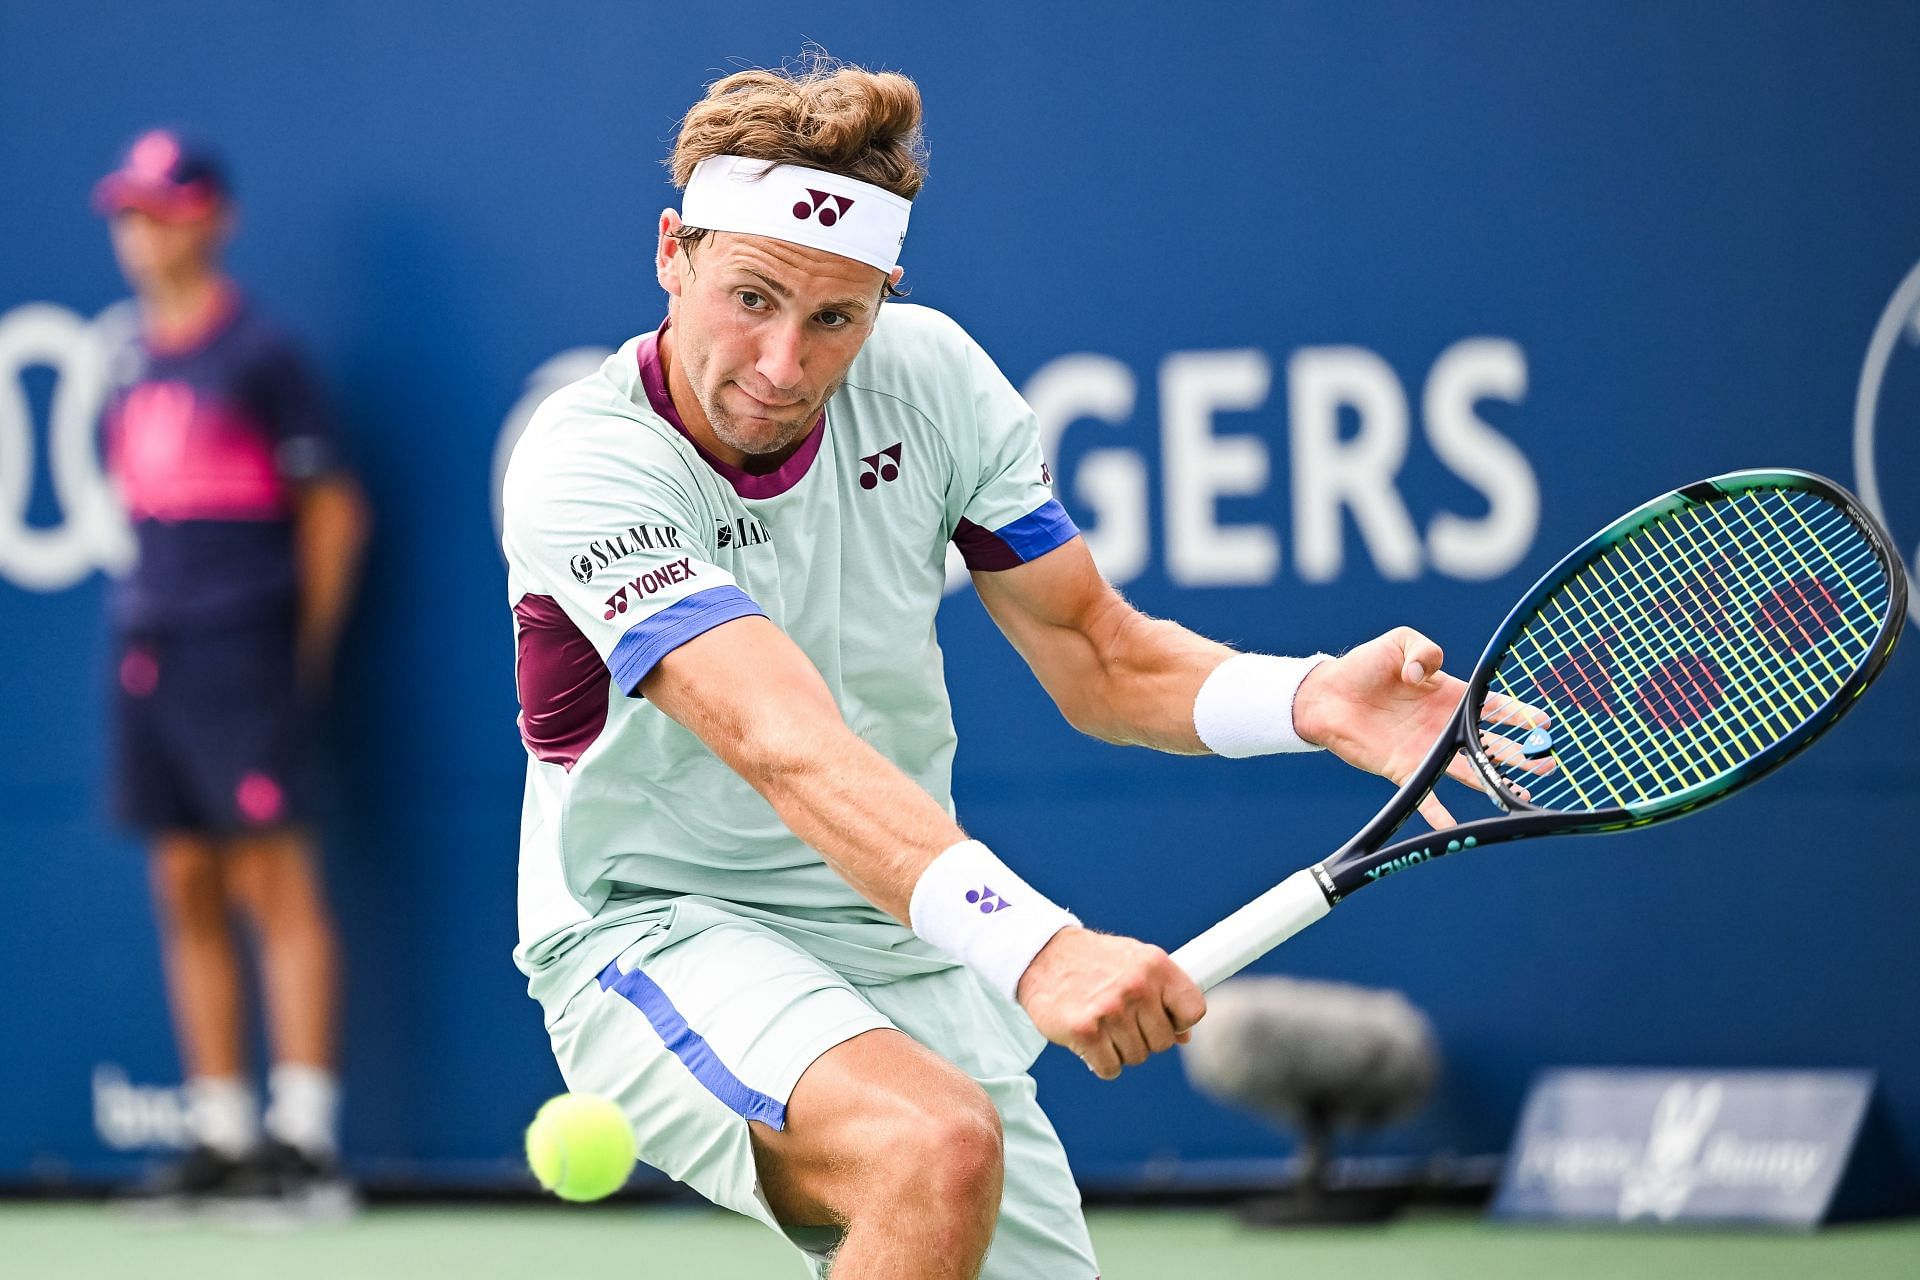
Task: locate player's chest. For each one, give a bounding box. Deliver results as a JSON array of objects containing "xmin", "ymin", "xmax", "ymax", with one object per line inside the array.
[{"xmin": 705, "ymin": 417, "xmax": 951, "ymax": 608}]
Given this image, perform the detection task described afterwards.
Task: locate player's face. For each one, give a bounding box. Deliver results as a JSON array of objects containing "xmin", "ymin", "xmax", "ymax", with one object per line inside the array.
[
  {"xmin": 659, "ymin": 221, "xmax": 900, "ymax": 466},
  {"xmin": 108, "ymin": 207, "xmax": 225, "ymax": 292}
]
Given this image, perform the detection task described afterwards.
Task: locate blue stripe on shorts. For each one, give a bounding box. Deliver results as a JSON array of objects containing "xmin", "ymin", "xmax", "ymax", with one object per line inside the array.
[{"xmin": 597, "ymin": 958, "xmax": 788, "ymax": 1130}]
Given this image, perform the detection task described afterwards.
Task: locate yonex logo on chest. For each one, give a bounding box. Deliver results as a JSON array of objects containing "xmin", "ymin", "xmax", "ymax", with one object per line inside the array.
[
  {"xmin": 793, "ymin": 189, "xmax": 854, "ymax": 226},
  {"xmin": 859, "ymin": 443, "xmax": 903, "ymax": 490}
]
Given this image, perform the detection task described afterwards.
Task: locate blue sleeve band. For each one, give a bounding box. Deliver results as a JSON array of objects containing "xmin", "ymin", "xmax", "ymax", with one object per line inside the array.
[
  {"xmin": 607, "ymin": 585, "xmax": 767, "ymax": 695},
  {"xmin": 997, "ymin": 498, "xmax": 1080, "ymax": 561}
]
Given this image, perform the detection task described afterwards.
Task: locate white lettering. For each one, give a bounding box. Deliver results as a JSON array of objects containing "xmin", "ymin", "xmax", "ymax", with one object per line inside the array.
[
  {"xmin": 1161, "ymin": 350, "xmax": 1277, "ymax": 586},
  {"xmin": 1288, "ymin": 347, "xmax": 1422, "ymax": 583},
  {"xmin": 1024, "ymin": 353, "xmax": 1149, "ymax": 584},
  {"xmin": 1699, "ymin": 1134, "xmax": 1827, "ymax": 1191},
  {"xmin": 1424, "ymin": 339, "xmax": 1538, "ymax": 580},
  {"xmin": 92, "ymin": 1063, "xmax": 191, "ymax": 1151}
]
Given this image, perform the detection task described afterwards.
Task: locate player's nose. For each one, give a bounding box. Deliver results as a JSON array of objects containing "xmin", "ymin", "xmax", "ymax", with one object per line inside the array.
[{"xmin": 754, "ymin": 322, "xmax": 805, "ymax": 393}]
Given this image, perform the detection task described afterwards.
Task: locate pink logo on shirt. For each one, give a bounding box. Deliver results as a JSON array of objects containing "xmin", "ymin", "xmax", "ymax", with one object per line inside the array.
[{"xmin": 109, "ymin": 381, "xmax": 292, "ymax": 521}]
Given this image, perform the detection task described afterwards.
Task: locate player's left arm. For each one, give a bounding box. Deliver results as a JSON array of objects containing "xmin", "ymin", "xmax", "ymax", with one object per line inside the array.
[
  {"xmin": 970, "ymin": 538, "xmax": 1226, "ymax": 753},
  {"xmin": 257, "ymin": 336, "xmax": 370, "ymax": 693},
  {"xmin": 972, "ymin": 539, "xmax": 1490, "ymax": 822},
  {"xmin": 293, "ymin": 474, "xmax": 370, "ymax": 692}
]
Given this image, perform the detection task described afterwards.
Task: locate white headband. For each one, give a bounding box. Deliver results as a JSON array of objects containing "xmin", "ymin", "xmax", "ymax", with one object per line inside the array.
[{"xmin": 679, "ymin": 154, "xmax": 911, "ymax": 274}]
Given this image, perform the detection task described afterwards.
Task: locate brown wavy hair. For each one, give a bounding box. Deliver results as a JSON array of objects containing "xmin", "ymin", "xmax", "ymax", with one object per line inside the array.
[{"xmin": 667, "ymin": 53, "xmax": 927, "ymax": 291}]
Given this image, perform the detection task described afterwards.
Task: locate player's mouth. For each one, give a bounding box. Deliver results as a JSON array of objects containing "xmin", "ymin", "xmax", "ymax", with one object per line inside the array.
[{"xmin": 739, "ymin": 388, "xmax": 804, "ymax": 410}]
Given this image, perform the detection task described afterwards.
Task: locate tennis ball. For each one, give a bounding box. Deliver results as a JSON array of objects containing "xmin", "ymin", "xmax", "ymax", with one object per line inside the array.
[{"xmin": 525, "ymin": 1093, "xmax": 636, "ymax": 1202}]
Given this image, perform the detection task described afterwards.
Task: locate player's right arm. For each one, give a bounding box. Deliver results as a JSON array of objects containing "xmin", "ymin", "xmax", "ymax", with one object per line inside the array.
[{"xmin": 638, "ymin": 616, "xmax": 1205, "ymax": 1080}]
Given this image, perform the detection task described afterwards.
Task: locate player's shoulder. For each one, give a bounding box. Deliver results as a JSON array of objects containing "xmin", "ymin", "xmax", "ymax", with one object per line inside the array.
[
  {"xmin": 221, "ymin": 296, "xmax": 312, "ymax": 370},
  {"xmin": 504, "ymin": 338, "xmax": 704, "ymax": 510},
  {"xmin": 856, "ymin": 302, "xmax": 980, "ymax": 368},
  {"xmin": 845, "ymin": 303, "xmax": 990, "ymax": 407}
]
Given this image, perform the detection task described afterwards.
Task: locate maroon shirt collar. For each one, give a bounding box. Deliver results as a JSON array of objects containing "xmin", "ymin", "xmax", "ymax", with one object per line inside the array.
[{"xmin": 635, "ymin": 320, "xmax": 826, "ymax": 499}]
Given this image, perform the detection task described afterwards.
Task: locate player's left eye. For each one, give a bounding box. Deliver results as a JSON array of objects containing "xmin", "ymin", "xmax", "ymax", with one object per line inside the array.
[{"xmin": 816, "ymin": 311, "xmax": 848, "ymax": 328}]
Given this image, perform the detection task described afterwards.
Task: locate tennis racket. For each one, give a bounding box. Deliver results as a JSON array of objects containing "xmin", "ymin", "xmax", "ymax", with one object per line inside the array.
[{"xmin": 1170, "ymin": 469, "xmax": 1907, "ymax": 991}]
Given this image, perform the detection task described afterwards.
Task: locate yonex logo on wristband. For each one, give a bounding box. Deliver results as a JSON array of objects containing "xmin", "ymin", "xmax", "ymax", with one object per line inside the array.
[
  {"xmin": 965, "ymin": 886, "xmax": 1010, "ymax": 914},
  {"xmin": 793, "ymin": 189, "xmax": 854, "ymax": 226}
]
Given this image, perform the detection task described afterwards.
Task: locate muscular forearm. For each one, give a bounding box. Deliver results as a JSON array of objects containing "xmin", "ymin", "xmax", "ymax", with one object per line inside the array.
[
  {"xmin": 641, "ymin": 620, "xmax": 965, "ymax": 922},
  {"xmin": 1058, "ymin": 601, "xmax": 1234, "ymax": 752},
  {"xmin": 744, "ymin": 728, "xmax": 966, "ymax": 922},
  {"xmin": 974, "ymin": 543, "xmax": 1243, "ymax": 754}
]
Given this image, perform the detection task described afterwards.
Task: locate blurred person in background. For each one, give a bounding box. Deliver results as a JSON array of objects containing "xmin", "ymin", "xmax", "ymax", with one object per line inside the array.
[{"xmin": 93, "ymin": 128, "xmax": 369, "ymax": 1209}]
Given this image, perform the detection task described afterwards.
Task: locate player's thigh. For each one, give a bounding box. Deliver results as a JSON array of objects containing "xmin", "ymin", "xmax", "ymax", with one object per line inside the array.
[
  {"xmin": 868, "ymin": 968, "xmax": 1101, "ymax": 1280},
  {"xmin": 750, "ymin": 1024, "xmax": 1006, "ymax": 1229},
  {"xmin": 544, "ymin": 913, "xmax": 890, "ymax": 1238}
]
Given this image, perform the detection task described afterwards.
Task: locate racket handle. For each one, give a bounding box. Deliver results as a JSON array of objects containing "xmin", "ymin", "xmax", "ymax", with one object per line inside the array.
[{"xmin": 1169, "ymin": 868, "xmax": 1333, "ymax": 991}]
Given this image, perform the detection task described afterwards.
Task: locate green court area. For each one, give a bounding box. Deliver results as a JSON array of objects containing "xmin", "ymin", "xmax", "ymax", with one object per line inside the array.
[{"xmin": 3, "ymin": 1203, "xmax": 1916, "ymax": 1279}]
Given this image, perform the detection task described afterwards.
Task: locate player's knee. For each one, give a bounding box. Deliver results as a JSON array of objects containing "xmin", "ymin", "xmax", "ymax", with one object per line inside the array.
[
  {"xmin": 149, "ymin": 844, "xmax": 225, "ymax": 930},
  {"xmin": 880, "ymin": 1087, "xmax": 1004, "ymax": 1211}
]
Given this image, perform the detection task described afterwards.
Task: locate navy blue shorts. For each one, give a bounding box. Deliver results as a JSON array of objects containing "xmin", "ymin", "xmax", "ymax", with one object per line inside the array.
[{"xmin": 112, "ymin": 624, "xmax": 310, "ymax": 836}]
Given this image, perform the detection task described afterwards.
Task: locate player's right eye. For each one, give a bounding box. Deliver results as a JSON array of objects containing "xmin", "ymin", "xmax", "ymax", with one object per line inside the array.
[{"xmin": 738, "ymin": 290, "xmax": 767, "ymax": 311}]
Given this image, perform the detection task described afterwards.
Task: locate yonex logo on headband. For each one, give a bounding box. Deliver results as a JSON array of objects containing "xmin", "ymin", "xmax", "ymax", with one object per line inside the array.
[
  {"xmin": 794, "ymin": 189, "xmax": 854, "ymax": 226},
  {"xmin": 682, "ymin": 155, "xmax": 910, "ymax": 273}
]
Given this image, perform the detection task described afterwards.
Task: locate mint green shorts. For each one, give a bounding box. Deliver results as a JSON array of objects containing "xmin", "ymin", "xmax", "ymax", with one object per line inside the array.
[{"xmin": 534, "ymin": 899, "xmax": 1099, "ymax": 1277}]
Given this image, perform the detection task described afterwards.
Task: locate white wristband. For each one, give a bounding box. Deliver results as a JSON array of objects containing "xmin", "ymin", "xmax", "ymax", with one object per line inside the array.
[
  {"xmin": 908, "ymin": 840, "xmax": 1080, "ymax": 1000},
  {"xmin": 1193, "ymin": 652, "xmax": 1335, "ymax": 757}
]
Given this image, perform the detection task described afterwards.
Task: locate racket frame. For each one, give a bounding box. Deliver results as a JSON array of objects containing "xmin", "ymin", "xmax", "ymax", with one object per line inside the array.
[{"xmin": 1275, "ymin": 469, "xmax": 1900, "ymax": 909}]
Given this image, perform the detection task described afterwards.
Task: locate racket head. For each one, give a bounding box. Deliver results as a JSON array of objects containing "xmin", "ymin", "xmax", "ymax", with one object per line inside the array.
[{"xmin": 1459, "ymin": 469, "xmax": 1906, "ymax": 825}]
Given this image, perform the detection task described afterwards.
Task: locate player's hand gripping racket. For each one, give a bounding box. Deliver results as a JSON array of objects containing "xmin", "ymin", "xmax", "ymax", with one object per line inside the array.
[{"xmin": 1171, "ymin": 469, "xmax": 1907, "ymax": 990}]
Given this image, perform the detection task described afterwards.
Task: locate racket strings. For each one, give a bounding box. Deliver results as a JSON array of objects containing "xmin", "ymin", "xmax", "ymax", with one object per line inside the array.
[
  {"xmin": 1480, "ymin": 487, "xmax": 1889, "ymax": 814},
  {"xmin": 1504, "ymin": 506, "xmax": 1882, "ymax": 808}
]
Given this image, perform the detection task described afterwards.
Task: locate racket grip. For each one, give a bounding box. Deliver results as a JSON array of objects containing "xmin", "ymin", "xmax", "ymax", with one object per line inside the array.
[{"xmin": 1169, "ymin": 868, "xmax": 1333, "ymax": 991}]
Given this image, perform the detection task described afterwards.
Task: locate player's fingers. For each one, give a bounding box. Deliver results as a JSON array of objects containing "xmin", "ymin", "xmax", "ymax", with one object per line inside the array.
[
  {"xmin": 1444, "ymin": 752, "xmax": 1488, "ymax": 791},
  {"xmin": 1137, "ymin": 1004, "xmax": 1179, "ymax": 1056},
  {"xmin": 1106, "ymin": 1015, "xmax": 1151, "ymax": 1068},
  {"xmin": 1163, "ymin": 968, "xmax": 1208, "ymax": 1037},
  {"xmin": 1481, "ymin": 690, "xmax": 1550, "ymax": 729},
  {"xmin": 1396, "ymin": 628, "xmax": 1445, "ymax": 686},
  {"xmin": 1079, "ymin": 1040, "xmax": 1121, "ymax": 1081},
  {"xmin": 1450, "ymin": 749, "xmax": 1535, "ymax": 803},
  {"xmin": 1417, "ymin": 790, "xmax": 1457, "ymax": 829},
  {"xmin": 1477, "ymin": 730, "xmax": 1557, "ymax": 776}
]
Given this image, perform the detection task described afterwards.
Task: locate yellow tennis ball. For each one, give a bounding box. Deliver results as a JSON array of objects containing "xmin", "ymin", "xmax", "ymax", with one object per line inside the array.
[{"xmin": 525, "ymin": 1093, "xmax": 636, "ymax": 1202}]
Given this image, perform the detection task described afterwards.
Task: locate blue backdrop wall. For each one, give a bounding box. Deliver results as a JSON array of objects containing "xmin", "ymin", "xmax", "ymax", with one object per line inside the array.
[{"xmin": 3, "ymin": 1, "xmax": 1918, "ymax": 1191}]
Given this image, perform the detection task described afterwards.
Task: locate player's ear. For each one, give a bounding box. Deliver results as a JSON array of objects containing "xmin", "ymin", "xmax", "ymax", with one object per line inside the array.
[
  {"xmin": 657, "ymin": 209, "xmax": 685, "ymax": 296},
  {"xmin": 886, "ymin": 265, "xmax": 903, "ymax": 294}
]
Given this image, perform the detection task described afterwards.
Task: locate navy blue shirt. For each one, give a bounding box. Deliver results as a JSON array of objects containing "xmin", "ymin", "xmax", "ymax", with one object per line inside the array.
[{"xmin": 104, "ymin": 293, "xmax": 344, "ymax": 634}]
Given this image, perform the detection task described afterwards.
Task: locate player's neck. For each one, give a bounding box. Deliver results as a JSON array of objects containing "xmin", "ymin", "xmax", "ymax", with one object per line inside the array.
[{"xmin": 140, "ymin": 270, "xmax": 234, "ymax": 354}]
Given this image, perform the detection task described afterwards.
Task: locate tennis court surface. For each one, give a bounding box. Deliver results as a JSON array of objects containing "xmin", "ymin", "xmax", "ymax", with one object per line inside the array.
[{"xmin": 5, "ymin": 1204, "xmax": 1915, "ymax": 1279}]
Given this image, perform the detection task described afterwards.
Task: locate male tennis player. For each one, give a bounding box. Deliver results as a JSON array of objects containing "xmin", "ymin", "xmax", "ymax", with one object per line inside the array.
[
  {"xmin": 505, "ymin": 60, "xmax": 1483, "ymax": 1278},
  {"xmin": 96, "ymin": 129, "xmax": 367, "ymax": 1207}
]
